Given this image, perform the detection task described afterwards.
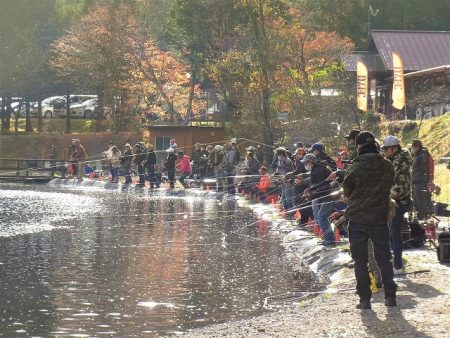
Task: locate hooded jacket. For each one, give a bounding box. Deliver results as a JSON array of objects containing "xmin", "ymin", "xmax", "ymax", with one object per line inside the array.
[
  {"xmin": 387, "ymin": 149, "xmax": 412, "ymax": 202},
  {"xmin": 343, "ymin": 153, "xmax": 395, "ymax": 225},
  {"xmin": 176, "ymin": 155, "xmax": 192, "ymax": 173}
]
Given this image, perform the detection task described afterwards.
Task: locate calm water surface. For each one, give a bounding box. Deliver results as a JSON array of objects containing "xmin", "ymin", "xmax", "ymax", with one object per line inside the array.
[{"xmin": 0, "ymin": 183, "xmax": 313, "ymax": 337}]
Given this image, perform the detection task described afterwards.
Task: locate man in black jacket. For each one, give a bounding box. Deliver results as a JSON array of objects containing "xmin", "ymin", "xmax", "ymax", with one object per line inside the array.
[
  {"xmin": 146, "ymin": 144, "xmax": 157, "ymax": 188},
  {"xmin": 164, "ymin": 148, "xmax": 177, "ymax": 188},
  {"xmin": 310, "ymin": 143, "xmax": 337, "ymax": 171},
  {"xmin": 133, "ymin": 143, "xmax": 147, "ymax": 185},
  {"xmin": 302, "ymin": 153, "xmax": 335, "ymax": 245},
  {"xmin": 411, "ymin": 139, "xmax": 433, "ymax": 219},
  {"xmin": 343, "ymin": 131, "xmax": 396, "ymax": 309}
]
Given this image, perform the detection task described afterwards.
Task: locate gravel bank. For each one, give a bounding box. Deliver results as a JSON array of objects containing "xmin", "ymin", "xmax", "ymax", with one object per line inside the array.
[{"xmin": 179, "ymin": 248, "xmax": 450, "ymax": 337}]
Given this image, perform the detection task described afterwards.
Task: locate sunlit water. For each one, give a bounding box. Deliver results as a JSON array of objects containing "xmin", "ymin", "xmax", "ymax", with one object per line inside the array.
[{"xmin": 0, "ymin": 183, "xmax": 315, "ymax": 337}]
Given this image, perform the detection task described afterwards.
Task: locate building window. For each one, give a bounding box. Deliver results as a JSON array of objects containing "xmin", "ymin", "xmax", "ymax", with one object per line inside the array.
[{"xmin": 155, "ymin": 136, "xmax": 172, "ymax": 150}]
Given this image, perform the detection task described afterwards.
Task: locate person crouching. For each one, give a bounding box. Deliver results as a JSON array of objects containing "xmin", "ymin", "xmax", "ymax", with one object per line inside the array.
[{"xmin": 176, "ymin": 150, "xmax": 192, "ymax": 188}]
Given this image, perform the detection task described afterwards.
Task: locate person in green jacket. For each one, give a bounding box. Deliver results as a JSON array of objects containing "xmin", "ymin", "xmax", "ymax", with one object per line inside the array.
[
  {"xmin": 382, "ymin": 135, "xmax": 412, "ymax": 274},
  {"xmin": 343, "ymin": 131, "xmax": 396, "ymax": 310}
]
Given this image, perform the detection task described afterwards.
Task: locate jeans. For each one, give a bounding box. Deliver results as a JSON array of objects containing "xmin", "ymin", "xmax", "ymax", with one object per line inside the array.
[
  {"xmin": 110, "ymin": 167, "xmax": 119, "ymax": 182},
  {"xmin": 281, "ymin": 182, "xmax": 295, "ymax": 211},
  {"xmin": 389, "ymin": 201, "xmax": 410, "ymax": 269},
  {"xmin": 312, "ymin": 199, "xmax": 335, "ymax": 243},
  {"xmin": 349, "ymin": 221, "xmax": 397, "ymax": 301}
]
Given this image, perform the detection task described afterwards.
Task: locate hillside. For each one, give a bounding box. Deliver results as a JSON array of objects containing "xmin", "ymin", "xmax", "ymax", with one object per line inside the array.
[{"xmin": 384, "ymin": 114, "xmax": 450, "ymax": 205}]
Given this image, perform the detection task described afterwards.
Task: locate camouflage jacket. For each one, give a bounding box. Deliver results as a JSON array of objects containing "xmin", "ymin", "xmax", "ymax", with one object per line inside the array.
[
  {"xmin": 387, "ymin": 149, "xmax": 412, "ymax": 202},
  {"xmin": 343, "ymin": 153, "xmax": 395, "ymax": 225}
]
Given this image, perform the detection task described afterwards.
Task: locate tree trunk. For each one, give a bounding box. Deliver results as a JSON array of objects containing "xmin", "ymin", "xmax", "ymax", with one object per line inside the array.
[
  {"xmin": 14, "ymin": 103, "xmax": 20, "ymax": 134},
  {"xmin": 185, "ymin": 64, "xmax": 197, "ymax": 122},
  {"xmin": 254, "ymin": 0, "xmax": 274, "ymax": 158},
  {"xmin": 96, "ymin": 91, "xmax": 104, "ymax": 132},
  {"xmin": 37, "ymin": 99, "xmax": 43, "ymax": 132},
  {"xmin": 65, "ymin": 93, "xmax": 71, "ymax": 134},
  {"xmin": 3, "ymin": 97, "xmax": 11, "ymax": 131},
  {"xmin": 1, "ymin": 97, "xmax": 5, "ymax": 129},
  {"xmin": 25, "ymin": 101, "xmax": 32, "ymax": 132}
]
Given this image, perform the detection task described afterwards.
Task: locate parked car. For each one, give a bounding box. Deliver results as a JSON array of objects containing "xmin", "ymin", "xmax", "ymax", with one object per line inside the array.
[
  {"xmin": 31, "ymin": 95, "xmax": 97, "ymax": 118},
  {"xmin": 70, "ymin": 98, "xmax": 111, "ymax": 119}
]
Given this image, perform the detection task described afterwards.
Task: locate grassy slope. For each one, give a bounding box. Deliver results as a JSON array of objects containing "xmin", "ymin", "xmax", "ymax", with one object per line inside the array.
[{"xmin": 385, "ymin": 114, "xmax": 450, "ymax": 205}]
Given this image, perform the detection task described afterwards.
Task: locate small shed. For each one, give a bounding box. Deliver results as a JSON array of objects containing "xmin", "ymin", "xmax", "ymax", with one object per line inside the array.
[{"xmin": 141, "ymin": 123, "xmax": 226, "ymax": 162}]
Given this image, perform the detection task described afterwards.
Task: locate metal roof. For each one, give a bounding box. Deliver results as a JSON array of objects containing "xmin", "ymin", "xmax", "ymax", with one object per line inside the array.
[
  {"xmin": 369, "ymin": 30, "xmax": 450, "ymax": 72},
  {"xmin": 342, "ymin": 52, "xmax": 385, "ymax": 72}
]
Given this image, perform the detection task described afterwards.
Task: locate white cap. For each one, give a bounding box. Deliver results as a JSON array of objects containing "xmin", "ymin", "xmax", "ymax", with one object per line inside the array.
[
  {"xmin": 214, "ymin": 145, "xmax": 223, "ymax": 151},
  {"xmin": 382, "ymin": 135, "xmax": 400, "ymax": 148},
  {"xmin": 230, "ymin": 138, "xmax": 237, "ymax": 144},
  {"xmin": 167, "ymin": 147, "xmax": 175, "ymax": 153}
]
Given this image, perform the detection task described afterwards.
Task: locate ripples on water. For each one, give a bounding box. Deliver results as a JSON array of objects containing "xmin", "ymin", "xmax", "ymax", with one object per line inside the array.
[{"xmin": 0, "ymin": 183, "xmax": 314, "ymax": 337}]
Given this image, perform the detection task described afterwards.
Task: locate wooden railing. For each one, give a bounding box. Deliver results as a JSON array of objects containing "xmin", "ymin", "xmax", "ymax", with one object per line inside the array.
[{"xmin": 0, "ymin": 158, "xmax": 65, "ymax": 181}]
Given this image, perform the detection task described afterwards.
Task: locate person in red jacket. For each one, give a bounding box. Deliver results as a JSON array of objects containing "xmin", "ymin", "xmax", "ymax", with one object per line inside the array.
[
  {"xmin": 176, "ymin": 150, "xmax": 192, "ymax": 188},
  {"xmin": 252, "ymin": 166, "xmax": 272, "ymax": 200}
]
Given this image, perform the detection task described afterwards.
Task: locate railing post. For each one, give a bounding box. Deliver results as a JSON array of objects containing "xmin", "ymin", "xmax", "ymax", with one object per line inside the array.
[{"xmin": 16, "ymin": 160, "xmax": 20, "ymax": 176}]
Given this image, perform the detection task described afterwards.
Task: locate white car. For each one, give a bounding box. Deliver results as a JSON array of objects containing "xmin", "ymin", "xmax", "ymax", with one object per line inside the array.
[
  {"xmin": 70, "ymin": 98, "xmax": 97, "ymax": 118},
  {"xmin": 70, "ymin": 98, "xmax": 111, "ymax": 119}
]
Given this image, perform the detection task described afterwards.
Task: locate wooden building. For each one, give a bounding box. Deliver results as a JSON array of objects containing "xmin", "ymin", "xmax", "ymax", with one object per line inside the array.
[
  {"xmin": 141, "ymin": 123, "xmax": 226, "ymax": 162},
  {"xmin": 344, "ymin": 30, "xmax": 450, "ymax": 119}
]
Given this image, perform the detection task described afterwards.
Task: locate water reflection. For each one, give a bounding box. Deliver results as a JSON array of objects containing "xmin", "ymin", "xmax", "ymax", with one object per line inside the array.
[{"xmin": 0, "ymin": 184, "xmax": 313, "ymax": 336}]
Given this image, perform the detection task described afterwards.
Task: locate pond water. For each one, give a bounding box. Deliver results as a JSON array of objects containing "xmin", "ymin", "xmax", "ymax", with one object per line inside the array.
[{"xmin": 0, "ymin": 183, "xmax": 314, "ymax": 337}]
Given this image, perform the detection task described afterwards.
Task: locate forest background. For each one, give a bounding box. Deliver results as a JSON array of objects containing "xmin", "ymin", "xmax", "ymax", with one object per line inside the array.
[{"xmin": 1, "ymin": 0, "xmax": 449, "ymax": 153}]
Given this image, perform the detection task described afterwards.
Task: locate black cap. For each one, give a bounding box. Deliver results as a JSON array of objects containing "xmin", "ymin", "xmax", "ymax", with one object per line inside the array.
[
  {"xmin": 411, "ymin": 139, "xmax": 422, "ymax": 147},
  {"xmin": 345, "ymin": 129, "xmax": 360, "ymax": 140},
  {"xmin": 355, "ymin": 131, "xmax": 376, "ymax": 146}
]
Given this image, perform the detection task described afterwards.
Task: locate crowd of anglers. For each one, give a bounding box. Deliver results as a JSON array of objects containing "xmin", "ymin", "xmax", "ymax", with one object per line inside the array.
[{"xmin": 61, "ymin": 130, "xmax": 437, "ymax": 310}]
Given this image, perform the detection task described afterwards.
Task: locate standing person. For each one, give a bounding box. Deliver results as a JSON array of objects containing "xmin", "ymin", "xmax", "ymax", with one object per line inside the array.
[
  {"xmin": 169, "ymin": 138, "xmax": 177, "ymax": 151},
  {"xmin": 382, "ymin": 135, "xmax": 412, "ymax": 274},
  {"xmin": 301, "ymin": 153, "xmax": 334, "ymax": 244},
  {"xmin": 102, "ymin": 140, "xmax": 115, "ymax": 176},
  {"xmin": 310, "ymin": 143, "xmax": 337, "ymax": 171},
  {"xmin": 65, "ymin": 141, "xmax": 76, "ymax": 178},
  {"xmin": 176, "ymin": 150, "xmax": 192, "ymax": 187},
  {"xmin": 191, "ymin": 143, "xmax": 203, "ymax": 177},
  {"xmin": 120, "ymin": 143, "xmax": 133, "ymax": 184},
  {"xmin": 146, "ymin": 144, "xmax": 157, "ymax": 188},
  {"xmin": 199, "ymin": 144, "xmax": 209, "ymax": 178},
  {"xmin": 256, "ymin": 144, "xmax": 265, "ymax": 165},
  {"xmin": 72, "ymin": 139, "xmax": 87, "ymax": 179},
  {"xmin": 221, "ymin": 142, "xmax": 238, "ymax": 193},
  {"xmin": 133, "ymin": 143, "xmax": 146, "ymax": 185},
  {"xmin": 274, "ymin": 148, "xmax": 295, "ymax": 211},
  {"xmin": 109, "ymin": 146, "xmax": 121, "ymax": 183},
  {"xmin": 210, "ymin": 145, "xmax": 224, "ymax": 179},
  {"xmin": 343, "ymin": 131, "xmax": 396, "ymax": 309},
  {"xmin": 344, "ymin": 129, "xmax": 361, "ymax": 164},
  {"xmin": 411, "ymin": 139, "xmax": 434, "ymax": 220},
  {"xmin": 230, "ymin": 138, "xmax": 240, "ymax": 164},
  {"xmin": 164, "ymin": 148, "xmax": 177, "ymax": 188},
  {"xmin": 241, "ymin": 151, "xmax": 261, "ymax": 192}
]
